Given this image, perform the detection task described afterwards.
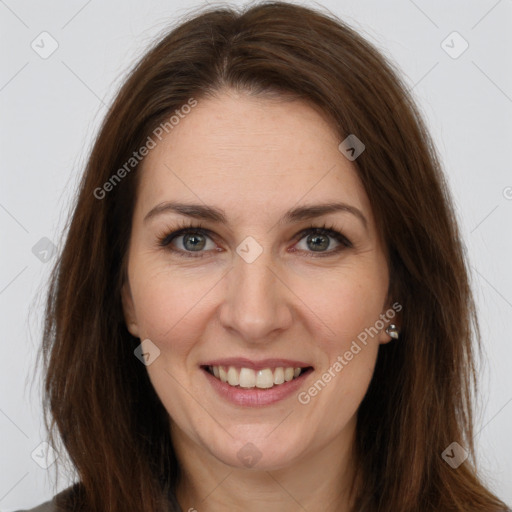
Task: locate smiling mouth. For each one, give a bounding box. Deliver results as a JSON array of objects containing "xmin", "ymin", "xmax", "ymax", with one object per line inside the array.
[{"xmin": 202, "ymin": 365, "xmax": 314, "ymax": 390}]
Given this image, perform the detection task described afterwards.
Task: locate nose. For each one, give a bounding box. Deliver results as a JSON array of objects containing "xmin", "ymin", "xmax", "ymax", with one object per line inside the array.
[{"xmin": 218, "ymin": 247, "xmax": 293, "ymax": 344}]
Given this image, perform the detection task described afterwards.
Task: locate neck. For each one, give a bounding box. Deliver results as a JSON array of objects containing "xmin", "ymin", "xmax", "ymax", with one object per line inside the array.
[{"xmin": 172, "ymin": 417, "xmax": 358, "ymax": 512}]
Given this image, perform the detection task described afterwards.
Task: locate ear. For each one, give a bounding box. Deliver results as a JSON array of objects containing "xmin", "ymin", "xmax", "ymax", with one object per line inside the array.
[
  {"xmin": 121, "ymin": 279, "xmax": 140, "ymax": 338},
  {"xmin": 378, "ymin": 300, "xmax": 402, "ymax": 345}
]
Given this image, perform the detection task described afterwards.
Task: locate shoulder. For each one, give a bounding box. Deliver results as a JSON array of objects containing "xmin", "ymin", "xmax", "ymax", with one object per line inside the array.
[
  {"xmin": 14, "ymin": 483, "xmax": 82, "ymax": 512},
  {"xmin": 13, "ymin": 482, "xmax": 184, "ymax": 512},
  {"xmin": 14, "ymin": 497, "xmax": 55, "ymax": 512}
]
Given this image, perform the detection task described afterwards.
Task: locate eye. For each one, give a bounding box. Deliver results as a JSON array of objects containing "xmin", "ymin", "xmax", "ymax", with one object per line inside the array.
[
  {"xmin": 157, "ymin": 223, "xmax": 217, "ymax": 257},
  {"xmin": 292, "ymin": 224, "xmax": 352, "ymax": 257},
  {"xmin": 156, "ymin": 222, "xmax": 352, "ymax": 258}
]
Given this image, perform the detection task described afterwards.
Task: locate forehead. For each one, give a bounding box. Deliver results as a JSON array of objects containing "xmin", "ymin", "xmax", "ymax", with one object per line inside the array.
[{"xmin": 135, "ymin": 91, "xmax": 371, "ymax": 224}]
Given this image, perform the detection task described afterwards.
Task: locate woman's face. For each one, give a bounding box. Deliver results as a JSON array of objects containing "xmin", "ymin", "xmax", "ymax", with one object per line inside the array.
[{"xmin": 122, "ymin": 89, "xmax": 393, "ymax": 471}]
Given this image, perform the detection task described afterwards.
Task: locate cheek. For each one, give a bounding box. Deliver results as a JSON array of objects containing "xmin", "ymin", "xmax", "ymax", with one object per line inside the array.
[
  {"xmin": 292, "ymin": 262, "xmax": 386, "ymax": 408},
  {"xmin": 128, "ymin": 266, "xmax": 216, "ymax": 421},
  {"xmin": 297, "ymin": 285, "xmax": 382, "ymax": 438},
  {"xmin": 293, "ymin": 261, "xmax": 388, "ymax": 347},
  {"xmin": 129, "ymin": 259, "xmax": 221, "ymax": 343}
]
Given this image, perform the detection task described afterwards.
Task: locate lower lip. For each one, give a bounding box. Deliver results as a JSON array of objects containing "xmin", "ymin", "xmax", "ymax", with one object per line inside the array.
[{"xmin": 202, "ymin": 367, "xmax": 313, "ymax": 407}]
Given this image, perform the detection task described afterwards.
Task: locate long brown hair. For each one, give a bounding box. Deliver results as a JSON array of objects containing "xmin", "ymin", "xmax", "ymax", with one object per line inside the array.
[{"xmin": 40, "ymin": 2, "xmax": 509, "ymax": 511}]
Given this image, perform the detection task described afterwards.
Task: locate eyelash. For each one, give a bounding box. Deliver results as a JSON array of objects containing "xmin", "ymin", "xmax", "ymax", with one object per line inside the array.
[{"xmin": 156, "ymin": 220, "xmax": 353, "ymax": 259}]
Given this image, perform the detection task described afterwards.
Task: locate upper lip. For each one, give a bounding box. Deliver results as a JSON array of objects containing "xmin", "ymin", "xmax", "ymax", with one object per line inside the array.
[{"xmin": 201, "ymin": 358, "xmax": 313, "ymax": 371}]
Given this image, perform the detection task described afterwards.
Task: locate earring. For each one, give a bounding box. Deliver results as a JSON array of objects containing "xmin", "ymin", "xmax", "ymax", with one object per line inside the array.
[{"xmin": 385, "ymin": 324, "xmax": 400, "ymax": 340}]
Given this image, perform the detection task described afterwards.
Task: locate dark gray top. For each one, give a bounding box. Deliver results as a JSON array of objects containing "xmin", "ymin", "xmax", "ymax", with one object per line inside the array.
[
  {"xmin": 15, "ymin": 495, "xmax": 58, "ymax": 512},
  {"xmin": 15, "ymin": 498, "xmax": 55, "ymax": 512},
  {"xmin": 14, "ymin": 483, "xmax": 183, "ymax": 512},
  {"xmin": 15, "ymin": 485, "xmax": 511, "ymax": 512}
]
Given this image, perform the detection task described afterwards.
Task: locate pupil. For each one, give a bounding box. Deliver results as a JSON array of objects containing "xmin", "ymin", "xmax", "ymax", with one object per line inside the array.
[
  {"xmin": 307, "ymin": 233, "xmax": 329, "ymax": 251},
  {"xmin": 184, "ymin": 233, "xmax": 205, "ymax": 251}
]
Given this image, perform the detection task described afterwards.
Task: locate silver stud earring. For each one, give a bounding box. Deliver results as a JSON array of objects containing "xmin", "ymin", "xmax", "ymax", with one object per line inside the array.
[{"xmin": 385, "ymin": 324, "xmax": 400, "ymax": 340}]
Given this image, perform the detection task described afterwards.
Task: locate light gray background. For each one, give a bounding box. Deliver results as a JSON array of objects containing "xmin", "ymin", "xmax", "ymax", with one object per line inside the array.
[{"xmin": 1, "ymin": 0, "xmax": 511, "ymax": 509}]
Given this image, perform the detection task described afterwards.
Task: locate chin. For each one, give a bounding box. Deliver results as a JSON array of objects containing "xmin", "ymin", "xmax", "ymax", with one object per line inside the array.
[{"xmin": 203, "ymin": 428, "xmax": 309, "ymax": 471}]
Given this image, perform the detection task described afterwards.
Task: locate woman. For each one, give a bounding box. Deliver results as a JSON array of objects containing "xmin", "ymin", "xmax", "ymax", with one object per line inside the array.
[{"xmin": 17, "ymin": 2, "xmax": 510, "ymax": 511}]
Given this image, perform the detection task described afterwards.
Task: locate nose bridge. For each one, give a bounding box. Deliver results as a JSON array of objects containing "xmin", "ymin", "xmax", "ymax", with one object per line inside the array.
[{"xmin": 219, "ymin": 244, "xmax": 291, "ymax": 341}]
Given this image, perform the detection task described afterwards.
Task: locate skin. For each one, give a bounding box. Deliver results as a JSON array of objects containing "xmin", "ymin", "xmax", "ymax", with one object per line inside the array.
[{"xmin": 122, "ymin": 89, "xmax": 394, "ymax": 511}]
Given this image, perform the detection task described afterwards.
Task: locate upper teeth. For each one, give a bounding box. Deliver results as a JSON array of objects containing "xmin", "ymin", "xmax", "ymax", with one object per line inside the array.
[{"xmin": 210, "ymin": 366, "xmax": 303, "ymax": 389}]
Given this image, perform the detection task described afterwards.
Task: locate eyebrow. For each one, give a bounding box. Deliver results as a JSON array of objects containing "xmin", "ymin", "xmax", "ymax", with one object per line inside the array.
[{"xmin": 143, "ymin": 201, "xmax": 367, "ymax": 229}]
